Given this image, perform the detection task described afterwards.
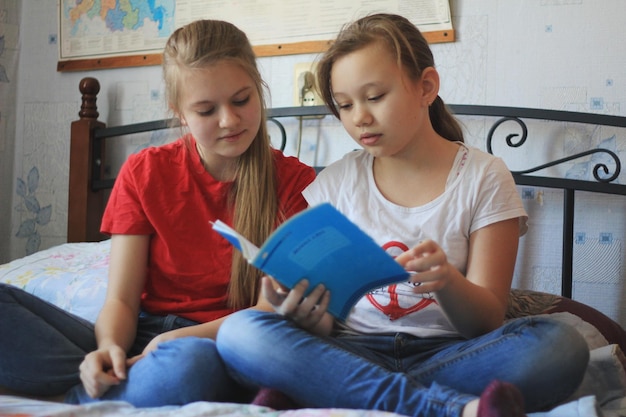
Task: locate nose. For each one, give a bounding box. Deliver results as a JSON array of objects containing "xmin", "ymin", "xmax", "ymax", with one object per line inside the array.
[
  {"xmin": 352, "ymin": 104, "xmax": 372, "ymax": 127},
  {"xmin": 219, "ymin": 105, "xmax": 239, "ymax": 128}
]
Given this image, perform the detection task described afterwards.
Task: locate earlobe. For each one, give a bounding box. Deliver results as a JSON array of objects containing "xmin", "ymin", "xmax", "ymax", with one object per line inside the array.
[{"xmin": 421, "ymin": 67, "xmax": 440, "ymax": 106}]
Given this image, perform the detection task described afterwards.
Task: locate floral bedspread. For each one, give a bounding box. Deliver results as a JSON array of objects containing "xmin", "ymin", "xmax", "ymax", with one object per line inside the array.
[
  {"xmin": 0, "ymin": 240, "xmax": 110, "ymax": 323},
  {"xmin": 0, "ymin": 396, "xmax": 408, "ymax": 417},
  {"xmin": 0, "ymin": 394, "xmax": 620, "ymax": 417}
]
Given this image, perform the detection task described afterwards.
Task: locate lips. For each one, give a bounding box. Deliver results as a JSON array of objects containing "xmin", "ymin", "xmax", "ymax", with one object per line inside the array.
[
  {"xmin": 360, "ymin": 133, "xmax": 381, "ymax": 146},
  {"xmin": 220, "ymin": 130, "xmax": 245, "ymax": 141}
]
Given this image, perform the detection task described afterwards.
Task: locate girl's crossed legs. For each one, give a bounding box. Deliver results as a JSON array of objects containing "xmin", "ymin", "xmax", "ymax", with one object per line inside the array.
[{"xmin": 216, "ymin": 310, "xmax": 589, "ymax": 417}]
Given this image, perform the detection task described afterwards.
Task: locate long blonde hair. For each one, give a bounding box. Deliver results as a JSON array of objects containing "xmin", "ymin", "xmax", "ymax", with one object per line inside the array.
[
  {"xmin": 317, "ymin": 13, "xmax": 464, "ymax": 143},
  {"xmin": 163, "ymin": 20, "xmax": 280, "ymax": 309}
]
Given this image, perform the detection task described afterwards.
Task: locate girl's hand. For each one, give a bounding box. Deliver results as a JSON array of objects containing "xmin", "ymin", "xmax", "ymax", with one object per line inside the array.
[
  {"xmin": 395, "ymin": 239, "xmax": 452, "ymax": 295},
  {"xmin": 79, "ymin": 345, "xmax": 127, "ymax": 398},
  {"xmin": 262, "ymin": 276, "xmax": 332, "ymax": 333}
]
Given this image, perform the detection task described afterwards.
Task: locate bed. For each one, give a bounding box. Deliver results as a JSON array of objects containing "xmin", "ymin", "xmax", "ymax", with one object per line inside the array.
[{"xmin": 2, "ymin": 76, "xmax": 626, "ymax": 416}]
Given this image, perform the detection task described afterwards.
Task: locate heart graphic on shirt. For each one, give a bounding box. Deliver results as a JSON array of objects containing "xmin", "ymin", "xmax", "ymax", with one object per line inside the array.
[
  {"xmin": 366, "ymin": 285, "xmax": 435, "ymax": 320},
  {"xmin": 366, "ymin": 240, "xmax": 436, "ymax": 320}
]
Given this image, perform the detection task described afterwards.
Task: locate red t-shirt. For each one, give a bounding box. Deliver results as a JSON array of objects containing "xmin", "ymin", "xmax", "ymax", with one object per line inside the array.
[{"xmin": 101, "ymin": 135, "xmax": 316, "ymax": 322}]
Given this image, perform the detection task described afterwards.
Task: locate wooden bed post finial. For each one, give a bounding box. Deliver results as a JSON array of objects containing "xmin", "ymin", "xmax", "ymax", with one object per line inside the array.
[
  {"xmin": 69, "ymin": 77, "xmax": 105, "ymax": 243},
  {"xmin": 78, "ymin": 77, "xmax": 100, "ymax": 120}
]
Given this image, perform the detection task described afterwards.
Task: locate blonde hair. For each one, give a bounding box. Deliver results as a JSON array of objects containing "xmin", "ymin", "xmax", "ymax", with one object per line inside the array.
[
  {"xmin": 163, "ymin": 20, "xmax": 280, "ymax": 309},
  {"xmin": 317, "ymin": 13, "xmax": 464, "ymax": 143}
]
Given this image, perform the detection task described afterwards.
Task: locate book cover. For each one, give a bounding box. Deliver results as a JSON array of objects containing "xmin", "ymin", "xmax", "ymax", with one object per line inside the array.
[{"xmin": 212, "ymin": 203, "xmax": 409, "ymax": 320}]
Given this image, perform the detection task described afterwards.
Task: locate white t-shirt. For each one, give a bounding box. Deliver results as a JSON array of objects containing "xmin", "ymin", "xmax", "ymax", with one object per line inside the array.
[{"xmin": 303, "ymin": 144, "xmax": 528, "ymax": 338}]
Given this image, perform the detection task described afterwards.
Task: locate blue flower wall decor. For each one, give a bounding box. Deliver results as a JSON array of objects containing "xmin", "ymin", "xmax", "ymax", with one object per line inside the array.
[{"xmin": 15, "ymin": 166, "xmax": 52, "ymax": 255}]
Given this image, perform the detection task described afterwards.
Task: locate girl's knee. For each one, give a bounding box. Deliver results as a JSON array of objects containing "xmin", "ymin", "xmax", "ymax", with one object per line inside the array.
[
  {"xmin": 554, "ymin": 320, "xmax": 590, "ymax": 373},
  {"xmin": 218, "ymin": 309, "xmax": 270, "ymax": 345},
  {"xmin": 159, "ymin": 337, "xmax": 219, "ymax": 370},
  {"xmin": 217, "ymin": 310, "xmax": 288, "ymax": 368},
  {"xmin": 513, "ymin": 316, "xmax": 587, "ymax": 347},
  {"xmin": 148, "ymin": 337, "xmax": 232, "ymax": 402},
  {"xmin": 528, "ymin": 317, "xmax": 590, "ymax": 377},
  {"xmin": 542, "ymin": 318, "xmax": 589, "ymax": 356}
]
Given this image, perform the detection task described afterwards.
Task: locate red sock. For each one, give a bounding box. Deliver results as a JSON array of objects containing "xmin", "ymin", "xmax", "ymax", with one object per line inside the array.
[
  {"xmin": 251, "ymin": 388, "xmax": 299, "ymax": 410},
  {"xmin": 477, "ymin": 380, "xmax": 526, "ymax": 417}
]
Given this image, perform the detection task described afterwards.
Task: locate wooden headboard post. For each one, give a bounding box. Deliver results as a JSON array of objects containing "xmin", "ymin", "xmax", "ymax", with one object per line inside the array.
[{"xmin": 67, "ymin": 77, "xmax": 106, "ymax": 242}]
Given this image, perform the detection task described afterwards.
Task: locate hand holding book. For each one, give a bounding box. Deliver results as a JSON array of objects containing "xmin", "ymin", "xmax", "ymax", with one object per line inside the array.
[{"xmin": 212, "ymin": 203, "xmax": 409, "ymax": 320}]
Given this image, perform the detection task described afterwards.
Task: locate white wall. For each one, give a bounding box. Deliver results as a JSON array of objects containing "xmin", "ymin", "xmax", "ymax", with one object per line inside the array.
[{"xmin": 4, "ymin": 0, "xmax": 626, "ymax": 324}]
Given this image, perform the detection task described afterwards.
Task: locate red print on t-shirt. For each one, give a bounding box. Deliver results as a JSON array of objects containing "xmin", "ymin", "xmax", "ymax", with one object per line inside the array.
[{"xmin": 366, "ymin": 241, "xmax": 435, "ymax": 320}]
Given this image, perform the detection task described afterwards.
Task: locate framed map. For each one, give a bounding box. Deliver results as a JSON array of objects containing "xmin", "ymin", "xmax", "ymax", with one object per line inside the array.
[
  {"xmin": 58, "ymin": 0, "xmax": 175, "ymax": 70},
  {"xmin": 57, "ymin": 0, "xmax": 454, "ymax": 72}
]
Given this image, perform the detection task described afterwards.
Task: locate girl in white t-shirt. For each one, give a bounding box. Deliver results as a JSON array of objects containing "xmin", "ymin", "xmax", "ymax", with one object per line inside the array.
[{"xmin": 217, "ymin": 13, "xmax": 589, "ymax": 417}]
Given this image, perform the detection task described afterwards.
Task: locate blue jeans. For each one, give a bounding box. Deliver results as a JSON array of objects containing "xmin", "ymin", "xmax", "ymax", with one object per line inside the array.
[
  {"xmin": 216, "ymin": 310, "xmax": 589, "ymax": 417},
  {"xmin": 0, "ymin": 283, "xmax": 243, "ymax": 406}
]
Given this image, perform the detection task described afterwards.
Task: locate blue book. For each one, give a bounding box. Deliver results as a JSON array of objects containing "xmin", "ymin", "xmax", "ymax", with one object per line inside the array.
[{"xmin": 211, "ymin": 203, "xmax": 409, "ymax": 320}]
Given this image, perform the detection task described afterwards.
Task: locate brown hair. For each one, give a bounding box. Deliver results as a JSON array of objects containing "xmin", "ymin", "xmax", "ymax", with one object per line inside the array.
[
  {"xmin": 163, "ymin": 20, "xmax": 280, "ymax": 309},
  {"xmin": 317, "ymin": 13, "xmax": 464, "ymax": 143}
]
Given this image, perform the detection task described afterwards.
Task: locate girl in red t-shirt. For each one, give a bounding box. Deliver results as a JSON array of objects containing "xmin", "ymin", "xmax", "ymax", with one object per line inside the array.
[{"xmin": 0, "ymin": 20, "xmax": 314, "ymax": 407}]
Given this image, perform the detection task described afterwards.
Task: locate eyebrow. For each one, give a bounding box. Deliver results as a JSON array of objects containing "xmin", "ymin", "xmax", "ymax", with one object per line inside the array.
[
  {"xmin": 189, "ymin": 86, "xmax": 253, "ymax": 107},
  {"xmin": 332, "ymin": 81, "xmax": 383, "ymax": 97}
]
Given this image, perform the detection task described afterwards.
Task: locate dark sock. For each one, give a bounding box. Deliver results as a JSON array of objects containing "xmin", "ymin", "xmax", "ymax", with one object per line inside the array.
[{"xmin": 477, "ymin": 380, "xmax": 526, "ymax": 417}]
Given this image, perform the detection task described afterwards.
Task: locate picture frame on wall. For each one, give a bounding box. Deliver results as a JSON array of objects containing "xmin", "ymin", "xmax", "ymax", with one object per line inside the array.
[{"xmin": 57, "ymin": 0, "xmax": 454, "ymax": 71}]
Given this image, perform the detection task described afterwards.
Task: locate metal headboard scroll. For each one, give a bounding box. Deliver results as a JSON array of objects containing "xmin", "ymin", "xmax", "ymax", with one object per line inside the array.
[
  {"xmin": 266, "ymin": 104, "xmax": 626, "ymax": 189},
  {"xmin": 484, "ymin": 115, "xmax": 621, "ymax": 183},
  {"xmin": 446, "ymin": 105, "xmax": 626, "ymax": 196},
  {"xmin": 447, "ymin": 105, "xmax": 626, "ymax": 299}
]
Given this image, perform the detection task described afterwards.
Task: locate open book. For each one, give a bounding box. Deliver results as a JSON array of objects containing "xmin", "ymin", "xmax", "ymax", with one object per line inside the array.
[{"xmin": 211, "ymin": 203, "xmax": 409, "ymax": 320}]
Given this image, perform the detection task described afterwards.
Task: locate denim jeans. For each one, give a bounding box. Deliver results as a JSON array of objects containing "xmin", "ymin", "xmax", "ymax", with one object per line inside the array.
[
  {"xmin": 216, "ymin": 309, "xmax": 589, "ymax": 417},
  {"xmin": 0, "ymin": 283, "xmax": 242, "ymax": 406}
]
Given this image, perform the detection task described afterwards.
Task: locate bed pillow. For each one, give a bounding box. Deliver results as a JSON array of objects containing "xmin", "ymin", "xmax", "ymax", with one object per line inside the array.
[{"xmin": 0, "ymin": 241, "xmax": 110, "ymax": 323}]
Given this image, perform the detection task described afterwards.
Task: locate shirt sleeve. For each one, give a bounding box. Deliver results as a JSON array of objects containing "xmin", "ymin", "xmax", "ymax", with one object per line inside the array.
[
  {"xmin": 471, "ymin": 156, "xmax": 528, "ymax": 237},
  {"xmin": 100, "ymin": 153, "xmax": 155, "ymax": 236},
  {"xmin": 275, "ymin": 151, "xmax": 316, "ymax": 219},
  {"xmin": 302, "ymin": 156, "xmax": 349, "ymax": 207}
]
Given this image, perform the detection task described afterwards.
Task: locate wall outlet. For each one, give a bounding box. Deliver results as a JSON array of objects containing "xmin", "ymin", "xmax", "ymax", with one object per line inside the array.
[{"xmin": 293, "ymin": 62, "xmax": 324, "ymax": 107}]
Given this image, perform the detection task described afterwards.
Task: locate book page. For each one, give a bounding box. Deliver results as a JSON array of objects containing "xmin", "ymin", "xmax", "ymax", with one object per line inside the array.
[{"xmin": 211, "ymin": 220, "xmax": 259, "ymax": 261}]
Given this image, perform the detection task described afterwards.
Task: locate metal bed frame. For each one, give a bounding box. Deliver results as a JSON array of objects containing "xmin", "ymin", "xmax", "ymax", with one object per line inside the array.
[{"xmin": 68, "ymin": 77, "xmax": 626, "ymax": 298}]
